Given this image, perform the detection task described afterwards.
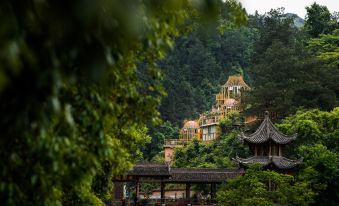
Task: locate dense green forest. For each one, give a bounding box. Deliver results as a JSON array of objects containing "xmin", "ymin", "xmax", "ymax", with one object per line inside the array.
[
  {"xmin": 0, "ymin": 0, "xmax": 228, "ymax": 205},
  {"xmin": 0, "ymin": 0, "xmax": 338, "ymax": 205},
  {"xmin": 158, "ymin": 3, "xmax": 339, "ymax": 125},
  {"xmin": 143, "ymin": 2, "xmax": 339, "ymax": 206},
  {"xmin": 143, "ymin": 3, "xmax": 339, "ymax": 162}
]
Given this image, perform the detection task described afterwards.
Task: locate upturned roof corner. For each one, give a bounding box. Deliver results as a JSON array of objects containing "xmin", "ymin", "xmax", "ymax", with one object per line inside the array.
[{"xmin": 239, "ymin": 111, "xmax": 297, "ymax": 144}]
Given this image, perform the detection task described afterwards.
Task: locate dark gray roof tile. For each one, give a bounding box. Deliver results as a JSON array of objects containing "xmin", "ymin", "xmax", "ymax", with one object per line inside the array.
[
  {"xmin": 234, "ymin": 156, "xmax": 303, "ymax": 169},
  {"xmin": 239, "ymin": 111, "xmax": 297, "ymax": 144}
]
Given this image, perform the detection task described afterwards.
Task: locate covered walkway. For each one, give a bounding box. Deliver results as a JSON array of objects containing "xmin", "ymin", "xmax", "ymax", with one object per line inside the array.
[{"xmin": 113, "ymin": 163, "xmax": 244, "ymax": 205}]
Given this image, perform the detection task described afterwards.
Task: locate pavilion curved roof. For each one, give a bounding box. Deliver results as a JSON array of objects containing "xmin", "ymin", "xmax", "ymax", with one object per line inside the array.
[
  {"xmin": 239, "ymin": 111, "xmax": 297, "ymax": 144},
  {"xmin": 234, "ymin": 156, "xmax": 303, "ymax": 169}
]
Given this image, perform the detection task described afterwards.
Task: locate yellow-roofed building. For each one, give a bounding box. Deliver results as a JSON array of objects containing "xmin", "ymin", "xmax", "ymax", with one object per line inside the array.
[{"xmin": 164, "ymin": 75, "xmax": 251, "ymax": 163}]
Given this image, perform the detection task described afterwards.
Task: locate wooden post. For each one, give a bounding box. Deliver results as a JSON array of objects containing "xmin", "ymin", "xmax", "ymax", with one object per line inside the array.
[
  {"xmin": 186, "ymin": 183, "xmax": 191, "ymax": 203},
  {"xmin": 255, "ymin": 145, "xmax": 257, "ymax": 156},
  {"xmin": 211, "ymin": 183, "xmax": 216, "ymax": 203},
  {"xmin": 279, "ymin": 145, "xmax": 282, "ymax": 156},
  {"xmin": 134, "ymin": 177, "xmax": 139, "ymax": 205},
  {"xmin": 161, "ymin": 181, "xmax": 165, "ymax": 203},
  {"xmin": 123, "ymin": 183, "xmax": 127, "ymax": 206},
  {"xmin": 227, "ymin": 88, "xmax": 230, "ymax": 99}
]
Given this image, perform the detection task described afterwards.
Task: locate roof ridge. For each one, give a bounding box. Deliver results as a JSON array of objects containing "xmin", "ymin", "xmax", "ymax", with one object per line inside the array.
[{"xmin": 239, "ymin": 111, "xmax": 297, "ymax": 144}]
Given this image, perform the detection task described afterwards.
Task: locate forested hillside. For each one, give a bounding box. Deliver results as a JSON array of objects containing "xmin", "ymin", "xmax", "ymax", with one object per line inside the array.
[
  {"xmin": 142, "ymin": 3, "xmax": 339, "ymax": 205},
  {"xmin": 1, "ymin": 0, "xmax": 337, "ymax": 205},
  {"xmin": 143, "ymin": 3, "xmax": 339, "ymax": 164},
  {"xmin": 152, "ymin": 5, "xmax": 338, "ymax": 127},
  {"xmin": 159, "ymin": 3, "xmax": 257, "ymax": 126},
  {"xmin": 158, "ymin": 5, "xmax": 338, "ymax": 126},
  {"xmin": 144, "ymin": 4, "xmax": 339, "ymax": 163},
  {"xmin": 143, "ymin": 3, "xmax": 257, "ymax": 160}
]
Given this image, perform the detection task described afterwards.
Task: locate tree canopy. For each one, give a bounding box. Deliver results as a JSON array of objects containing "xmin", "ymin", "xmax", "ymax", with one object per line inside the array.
[
  {"xmin": 277, "ymin": 108, "xmax": 339, "ymax": 205},
  {"xmin": 304, "ymin": 2, "xmax": 338, "ymax": 37},
  {"xmin": 246, "ymin": 7, "xmax": 338, "ymax": 117},
  {"xmin": 217, "ymin": 165, "xmax": 315, "ymax": 206},
  {"xmin": 1, "ymin": 0, "xmax": 338, "ymax": 205},
  {"xmin": 0, "ymin": 0, "xmax": 229, "ymax": 205}
]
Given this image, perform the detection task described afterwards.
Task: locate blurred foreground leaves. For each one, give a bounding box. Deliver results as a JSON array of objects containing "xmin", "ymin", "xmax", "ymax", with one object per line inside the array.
[{"xmin": 0, "ymin": 0, "xmax": 246, "ymax": 205}]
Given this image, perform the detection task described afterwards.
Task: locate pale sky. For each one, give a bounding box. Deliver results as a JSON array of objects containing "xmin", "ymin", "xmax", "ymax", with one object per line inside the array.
[{"xmin": 238, "ymin": 0, "xmax": 339, "ymax": 18}]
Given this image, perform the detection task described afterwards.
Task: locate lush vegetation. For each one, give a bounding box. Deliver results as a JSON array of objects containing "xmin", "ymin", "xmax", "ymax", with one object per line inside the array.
[
  {"xmin": 216, "ymin": 108, "xmax": 339, "ymax": 206},
  {"xmin": 277, "ymin": 108, "xmax": 339, "ymax": 205},
  {"xmin": 174, "ymin": 112, "xmax": 248, "ymax": 168},
  {"xmin": 145, "ymin": 2, "xmax": 338, "ymax": 160},
  {"xmin": 217, "ymin": 166, "xmax": 315, "ymax": 206},
  {"xmin": 159, "ymin": 3, "xmax": 339, "ymax": 205},
  {"xmin": 0, "ymin": 0, "xmax": 233, "ymax": 205},
  {"xmin": 158, "ymin": 4, "xmax": 255, "ymax": 126},
  {"xmin": 246, "ymin": 6, "xmax": 338, "ymax": 117},
  {"xmin": 0, "ymin": 0, "xmax": 338, "ymax": 205}
]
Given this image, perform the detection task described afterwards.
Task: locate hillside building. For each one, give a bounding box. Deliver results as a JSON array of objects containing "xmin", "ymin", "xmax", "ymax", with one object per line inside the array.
[
  {"xmin": 180, "ymin": 120, "xmax": 200, "ymax": 142},
  {"xmin": 164, "ymin": 75, "xmax": 251, "ymax": 163},
  {"xmin": 198, "ymin": 75, "xmax": 250, "ymax": 141}
]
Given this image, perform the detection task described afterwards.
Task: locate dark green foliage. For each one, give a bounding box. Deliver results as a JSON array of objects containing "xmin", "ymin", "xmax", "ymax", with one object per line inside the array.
[
  {"xmin": 219, "ymin": 111, "xmax": 244, "ymax": 133},
  {"xmin": 277, "ymin": 108, "xmax": 339, "ymax": 206},
  {"xmin": 306, "ymin": 30, "xmax": 339, "ymax": 106},
  {"xmin": 307, "ymin": 29, "xmax": 339, "ymax": 66},
  {"xmin": 304, "ymin": 3, "xmax": 338, "ymax": 37},
  {"xmin": 173, "ymin": 113, "xmax": 248, "ymax": 168},
  {"xmin": 217, "ymin": 165, "xmax": 315, "ymax": 206},
  {"xmin": 143, "ymin": 121, "xmax": 179, "ymax": 160},
  {"xmin": 153, "ymin": 5, "xmax": 339, "ymax": 205},
  {"xmin": 246, "ymin": 9, "xmax": 300, "ymax": 116},
  {"xmin": 0, "ymin": 0, "xmax": 222, "ymax": 205},
  {"xmin": 246, "ymin": 8, "xmax": 338, "ymax": 118},
  {"xmin": 158, "ymin": 3, "xmax": 256, "ymax": 126},
  {"xmin": 252, "ymin": 8, "xmax": 298, "ymax": 56}
]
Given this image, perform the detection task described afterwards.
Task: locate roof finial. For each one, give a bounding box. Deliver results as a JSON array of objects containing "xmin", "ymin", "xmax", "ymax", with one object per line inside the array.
[{"xmin": 264, "ymin": 111, "xmax": 269, "ymax": 118}]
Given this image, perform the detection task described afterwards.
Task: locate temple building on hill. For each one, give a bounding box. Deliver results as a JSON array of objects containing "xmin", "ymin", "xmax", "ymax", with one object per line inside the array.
[
  {"xmin": 234, "ymin": 111, "xmax": 303, "ymax": 171},
  {"xmin": 180, "ymin": 120, "xmax": 200, "ymax": 142},
  {"xmin": 198, "ymin": 75, "xmax": 250, "ymax": 141},
  {"xmin": 215, "ymin": 75, "xmax": 250, "ymax": 115},
  {"xmin": 164, "ymin": 75, "xmax": 251, "ymax": 163},
  {"xmin": 198, "ymin": 109, "xmax": 219, "ymax": 141}
]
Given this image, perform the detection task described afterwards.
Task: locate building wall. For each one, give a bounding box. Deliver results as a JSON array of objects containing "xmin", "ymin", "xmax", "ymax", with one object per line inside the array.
[
  {"xmin": 245, "ymin": 114, "xmax": 257, "ymax": 125},
  {"xmin": 164, "ymin": 147, "xmax": 174, "ymax": 162},
  {"xmin": 201, "ymin": 125, "xmax": 217, "ymax": 141},
  {"xmin": 148, "ymin": 190, "xmax": 192, "ymax": 199}
]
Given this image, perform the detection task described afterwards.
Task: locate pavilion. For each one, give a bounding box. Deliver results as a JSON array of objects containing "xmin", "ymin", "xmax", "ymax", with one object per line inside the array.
[{"xmin": 234, "ymin": 111, "xmax": 303, "ymax": 171}]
